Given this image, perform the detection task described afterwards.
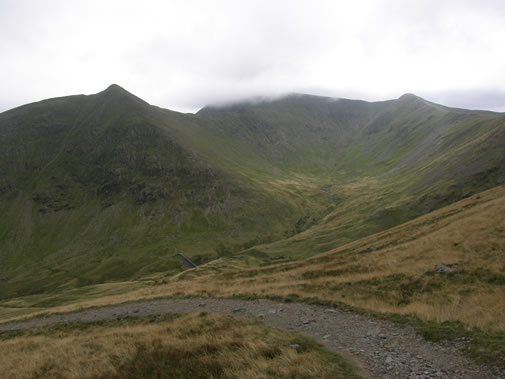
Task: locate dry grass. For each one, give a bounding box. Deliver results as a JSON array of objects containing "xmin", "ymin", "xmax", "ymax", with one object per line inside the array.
[
  {"xmin": 1, "ymin": 185, "xmax": 505, "ymax": 333},
  {"xmin": 0, "ymin": 312, "xmax": 358, "ymax": 378}
]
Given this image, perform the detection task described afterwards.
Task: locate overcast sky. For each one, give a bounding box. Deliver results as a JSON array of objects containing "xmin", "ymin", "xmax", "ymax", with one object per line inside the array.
[{"xmin": 1, "ymin": 0, "xmax": 505, "ymax": 113}]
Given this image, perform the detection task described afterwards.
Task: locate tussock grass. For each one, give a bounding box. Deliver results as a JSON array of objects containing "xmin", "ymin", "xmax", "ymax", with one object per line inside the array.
[
  {"xmin": 166, "ymin": 184, "xmax": 505, "ymax": 331},
  {"xmin": 8, "ymin": 185, "xmax": 501, "ymax": 329},
  {"xmin": 1, "ymin": 185, "xmax": 504, "ymax": 362},
  {"xmin": 0, "ymin": 312, "xmax": 358, "ymax": 378}
]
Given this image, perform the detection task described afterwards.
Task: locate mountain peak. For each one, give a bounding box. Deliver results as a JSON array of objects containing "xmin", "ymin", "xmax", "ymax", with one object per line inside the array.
[
  {"xmin": 97, "ymin": 84, "xmax": 149, "ymax": 107},
  {"xmin": 398, "ymin": 93, "xmax": 419, "ymax": 100},
  {"xmin": 103, "ymin": 83, "xmax": 128, "ymax": 94}
]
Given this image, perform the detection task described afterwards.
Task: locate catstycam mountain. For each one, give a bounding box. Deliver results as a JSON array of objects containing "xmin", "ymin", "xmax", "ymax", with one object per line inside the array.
[{"xmin": 1, "ymin": 85, "xmax": 504, "ymax": 297}]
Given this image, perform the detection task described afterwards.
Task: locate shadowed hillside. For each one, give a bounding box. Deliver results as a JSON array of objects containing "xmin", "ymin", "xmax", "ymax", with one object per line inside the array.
[
  {"xmin": 0, "ymin": 86, "xmax": 307, "ymax": 297},
  {"xmin": 0, "ymin": 85, "xmax": 504, "ymax": 297}
]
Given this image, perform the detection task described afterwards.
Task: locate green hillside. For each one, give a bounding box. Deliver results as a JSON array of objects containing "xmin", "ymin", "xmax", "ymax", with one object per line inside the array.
[
  {"xmin": 183, "ymin": 93, "xmax": 505, "ymax": 258},
  {"xmin": 0, "ymin": 85, "xmax": 504, "ymax": 298},
  {"xmin": 0, "ymin": 86, "xmax": 307, "ymax": 297}
]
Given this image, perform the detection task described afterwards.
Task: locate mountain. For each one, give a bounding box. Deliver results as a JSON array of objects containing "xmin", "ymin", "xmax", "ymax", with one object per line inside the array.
[
  {"xmin": 0, "ymin": 86, "xmax": 504, "ymax": 297},
  {"xmin": 0, "ymin": 85, "xmax": 305, "ymax": 297},
  {"xmin": 120, "ymin": 183, "xmax": 505, "ymax": 333},
  {"xmin": 194, "ymin": 92, "xmax": 504, "ymax": 184},
  {"xmin": 186, "ymin": 92, "xmax": 505, "ymax": 257}
]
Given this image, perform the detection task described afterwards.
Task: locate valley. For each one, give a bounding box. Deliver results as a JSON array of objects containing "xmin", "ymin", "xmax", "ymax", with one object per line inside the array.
[
  {"xmin": 1, "ymin": 85, "xmax": 504, "ymax": 298},
  {"xmin": 0, "ymin": 86, "xmax": 504, "ymax": 377}
]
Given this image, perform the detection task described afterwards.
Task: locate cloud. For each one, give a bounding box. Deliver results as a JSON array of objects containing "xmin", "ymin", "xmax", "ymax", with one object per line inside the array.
[
  {"xmin": 1, "ymin": 0, "xmax": 505, "ymax": 113},
  {"xmin": 423, "ymin": 89, "xmax": 505, "ymax": 112}
]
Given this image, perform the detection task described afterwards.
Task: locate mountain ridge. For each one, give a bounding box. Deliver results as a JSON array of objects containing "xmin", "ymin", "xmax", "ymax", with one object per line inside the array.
[
  {"xmin": 4, "ymin": 85, "xmax": 503, "ymax": 117},
  {"xmin": 0, "ymin": 85, "xmax": 504, "ymax": 297}
]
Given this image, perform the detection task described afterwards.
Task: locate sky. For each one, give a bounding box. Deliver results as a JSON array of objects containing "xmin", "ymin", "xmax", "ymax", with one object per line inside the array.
[{"xmin": 1, "ymin": 0, "xmax": 505, "ymax": 113}]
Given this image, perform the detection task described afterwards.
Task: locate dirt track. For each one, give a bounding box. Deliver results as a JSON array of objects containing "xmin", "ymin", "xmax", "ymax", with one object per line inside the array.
[{"xmin": 0, "ymin": 298, "xmax": 502, "ymax": 379}]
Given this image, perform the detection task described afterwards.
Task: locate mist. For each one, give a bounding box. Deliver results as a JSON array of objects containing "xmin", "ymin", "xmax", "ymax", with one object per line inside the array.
[{"xmin": 1, "ymin": 0, "xmax": 505, "ymax": 113}]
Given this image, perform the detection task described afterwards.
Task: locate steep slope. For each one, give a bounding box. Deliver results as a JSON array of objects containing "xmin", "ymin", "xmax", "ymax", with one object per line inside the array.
[
  {"xmin": 193, "ymin": 93, "xmax": 505, "ymax": 188},
  {"xmin": 1, "ymin": 86, "xmax": 504, "ymax": 298},
  {"xmin": 69, "ymin": 183, "xmax": 502, "ymax": 332},
  {"xmin": 0, "ymin": 85, "xmax": 305, "ymax": 297},
  {"xmin": 182, "ymin": 93, "xmax": 505, "ymax": 257}
]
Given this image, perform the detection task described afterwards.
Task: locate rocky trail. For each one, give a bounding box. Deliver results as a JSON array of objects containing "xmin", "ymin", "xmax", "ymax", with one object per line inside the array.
[{"xmin": 0, "ymin": 298, "xmax": 502, "ymax": 378}]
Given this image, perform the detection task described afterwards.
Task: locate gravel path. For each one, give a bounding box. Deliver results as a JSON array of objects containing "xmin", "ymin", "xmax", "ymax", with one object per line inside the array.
[{"xmin": 0, "ymin": 299, "xmax": 502, "ymax": 378}]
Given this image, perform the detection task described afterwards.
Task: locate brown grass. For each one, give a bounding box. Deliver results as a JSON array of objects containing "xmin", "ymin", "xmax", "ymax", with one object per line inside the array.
[
  {"xmin": 0, "ymin": 312, "xmax": 358, "ymax": 378},
  {"xmin": 1, "ymin": 185, "xmax": 505, "ymax": 332}
]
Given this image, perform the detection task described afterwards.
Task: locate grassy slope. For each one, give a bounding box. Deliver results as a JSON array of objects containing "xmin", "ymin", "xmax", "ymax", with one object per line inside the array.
[
  {"xmin": 0, "ymin": 312, "xmax": 359, "ymax": 378},
  {"xmin": 1, "ymin": 86, "xmax": 504, "ymax": 299},
  {"xmin": 181, "ymin": 94, "xmax": 505, "ymax": 259},
  {"xmin": 161, "ymin": 185, "xmax": 505, "ymax": 331},
  {"xmin": 1, "ymin": 184, "xmax": 503, "ymax": 327},
  {"xmin": 1, "ymin": 185, "xmax": 504, "ymax": 362},
  {"xmin": 0, "ymin": 86, "xmax": 307, "ymax": 298}
]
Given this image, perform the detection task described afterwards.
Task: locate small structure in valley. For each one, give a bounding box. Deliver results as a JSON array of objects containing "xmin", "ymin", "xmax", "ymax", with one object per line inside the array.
[{"xmin": 173, "ymin": 251, "xmax": 197, "ymax": 269}]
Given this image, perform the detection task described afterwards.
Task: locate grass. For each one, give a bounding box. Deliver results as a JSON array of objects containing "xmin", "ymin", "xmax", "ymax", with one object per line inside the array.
[
  {"xmin": 0, "ymin": 312, "xmax": 360, "ymax": 378},
  {"xmin": 0, "ymin": 281, "xmax": 152, "ymax": 320},
  {"xmin": 2, "ymin": 86, "xmax": 505, "ymax": 299},
  {"xmin": 373, "ymin": 312, "xmax": 505, "ymax": 364},
  {"xmin": 2, "ymin": 185, "xmax": 504, "ymax": 364},
  {"xmin": 2, "ymin": 87, "xmax": 505, "ymax": 372}
]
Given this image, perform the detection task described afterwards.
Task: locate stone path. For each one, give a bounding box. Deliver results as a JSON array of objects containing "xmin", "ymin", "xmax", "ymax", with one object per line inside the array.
[{"xmin": 0, "ymin": 299, "xmax": 502, "ymax": 378}]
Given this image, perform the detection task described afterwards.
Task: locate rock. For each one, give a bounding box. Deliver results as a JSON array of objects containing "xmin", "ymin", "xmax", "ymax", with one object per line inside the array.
[
  {"xmin": 434, "ymin": 264, "xmax": 460, "ymax": 273},
  {"xmin": 323, "ymin": 334, "xmax": 331, "ymax": 339},
  {"xmin": 367, "ymin": 327, "xmax": 381, "ymax": 337},
  {"xmin": 268, "ymin": 309, "xmax": 277, "ymax": 314},
  {"xmin": 325, "ymin": 308, "xmax": 337, "ymax": 313},
  {"xmin": 302, "ymin": 319, "xmax": 315, "ymax": 324},
  {"xmin": 434, "ymin": 264, "xmax": 450, "ymax": 272},
  {"xmin": 404, "ymin": 326, "xmax": 416, "ymax": 336}
]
